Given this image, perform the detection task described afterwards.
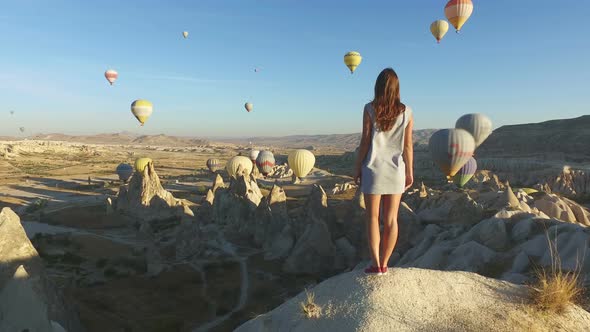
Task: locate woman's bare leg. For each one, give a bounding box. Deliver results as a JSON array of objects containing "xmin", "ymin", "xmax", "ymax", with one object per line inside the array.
[
  {"xmin": 364, "ymin": 194, "xmax": 382, "ymax": 268},
  {"xmin": 379, "ymin": 194, "xmax": 402, "ymax": 268}
]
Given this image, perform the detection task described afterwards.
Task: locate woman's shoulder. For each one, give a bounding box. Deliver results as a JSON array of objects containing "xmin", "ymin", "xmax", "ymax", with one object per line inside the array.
[{"xmin": 403, "ymin": 104, "xmax": 413, "ymax": 117}]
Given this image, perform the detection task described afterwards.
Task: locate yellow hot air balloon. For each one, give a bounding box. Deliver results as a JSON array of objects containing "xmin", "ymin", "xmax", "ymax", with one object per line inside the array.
[
  {"xmin": 344, "ymin": 51, "xmax": 362, "ymax": 74},
  {"xmin": 445, "ymin": 0, "xmax": 474, "ymax": 33},
  {"xmin": 430, "ymin": 20, "xmax": 449, "ymax": 43},
  {"xmin": 134, "ymin": 157, "xmax": 152, "ymax": 173},
  {"xmin": 182, "ymin": 31, "xmax": 189, "ymax": 39},
  {"xmin": 226, "ymin": 156, "xmax": 253, "ymax": 179},
  {"xmin": 288, "ymin": 149, "xmax": 315, "ymax": 178},
  {"xmin": 131, "ymin": 100, "xmax": 153, "ymax": 126}
]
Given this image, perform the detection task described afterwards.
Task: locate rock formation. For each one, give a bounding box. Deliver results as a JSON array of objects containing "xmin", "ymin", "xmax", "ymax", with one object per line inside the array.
[
  {"xmin": 235, "ymin": 268, "xmax": 590, "ymax": 332},
  {"xmin": 115, "ymin": 161, "xmax": 194, "ymax": 225},
  {"xmin": 0, "ymin": 207, "xmax": 83, "ymax": 331}
]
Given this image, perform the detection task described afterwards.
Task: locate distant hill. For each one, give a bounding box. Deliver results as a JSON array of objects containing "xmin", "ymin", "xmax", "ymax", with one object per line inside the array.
[
  {"xmin": 27, "ymin": 133, "xmax": 209, "ymax": 147},
  {"xmin": 222, "ymin": 129, "xmax": 438, "ymax": 151},
  {"xmin": 478, "ymin": 115, "xmax": 590, "ymax": 162}
]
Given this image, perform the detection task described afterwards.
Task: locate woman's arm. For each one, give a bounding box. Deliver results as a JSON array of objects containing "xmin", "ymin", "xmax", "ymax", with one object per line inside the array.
[
  {"xmin": 354, "ymin": 109, "xmax": 372, "ymax": 184},
  {"xmin": 403, "ymin": 113, "xmax": 414, "ymax": 189}
]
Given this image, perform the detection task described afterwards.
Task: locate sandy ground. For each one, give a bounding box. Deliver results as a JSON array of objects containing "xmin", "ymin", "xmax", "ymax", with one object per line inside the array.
[{"xmin": 1, "ymin": 140, "xmax": 352, "ymax": 332}]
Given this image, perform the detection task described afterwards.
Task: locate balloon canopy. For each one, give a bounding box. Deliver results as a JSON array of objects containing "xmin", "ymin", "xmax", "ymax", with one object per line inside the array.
[
  {"xmin": 244, "ymin": 102, "xmax": 253, "ymax": 112},
  {"xmin": 445, "ymin": 0, "xmax": 474, "ymax": 32},
  {"xmin": 455, "ymin": 113, "xmax": 493, "ymax": 148},
  {"xmin": 256, "ymin": 150, "xmax": 275, "ymax": 176},
  {"xmin": 206, "ymin": 158, "xmax": 222, "ymax": 173},
  {"xmin": 344, "ymin": 51, "xmax": 362, "ymax": 74},
  {"xmin": 134, "ymin": 157, "xmax": 152, "ymax": 173},
  {"xmin": 116, "ymin": 163, "xmax": 134, "ymax": 182},
  {"xmin": 131, "ymin": 100, "xmax": 153, "ymax": 126},
  {"xmin": 288, "ymin": 149, "xmax": 315, "ymax": 178},
  {"xmin": 428, "ymin": 128, "xmax": 475, "ymax": 178},
  {"xmin": 453, "ymin": 157, "xmax": 477, "ymax": 188},
  {"xmin": 430, "ymin": 20, "xmax": 449, "ymax": 43},
  {"xmin": 104, "ymin": 69, "xmax": 118, "ymax": 85},
  {"xmin": 226, "ymin": 156, "xmax": 253, "ymax": 179}
]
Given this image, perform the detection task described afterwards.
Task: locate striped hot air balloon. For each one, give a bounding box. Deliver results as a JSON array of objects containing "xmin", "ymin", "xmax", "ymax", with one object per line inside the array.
[
  {"xmin": 116, "ymin": 163, "xmax": 133, "ymax": 182},
  {"xmin": 104, "ymin": 69, "xmax": 118, "ymax": 85},
  {"xmin": 445, "ymin": 0, "xmax": 474, "ymax": 33},
  {"xmin": 226, "ymin": 156, "xmax": 253, "ymax": 179},
  {"xmin": 344, "ymin": 51, "xmax": 362, "ymax": 74},
  {"xmin": 453, "ymin": 157, "xmax": 477, "ymax": 188},
  {"xmin": 206, "ymin": 158, "xmax": 222, "ymax": 173},
  {"xmin": 288, "ymin": 149, "xmax": 315, "ymax": 178},
  {"xmin": 256, "ymin": 150, "xmax": 275, "ymax": 176},
  {"xmin": 428, "ymin": 129, "xmax": 475, "ymax": 179},
  {"xmin": 134, "ymin": 157, "xmax": 152, "ymax": 173},
  {"xmin": 131, "ymin": 100, "xmax": 153, "ymax": 126},
  {"xmin": 455, "ymin": 113, "xmax": 492, "ymax": 148}
]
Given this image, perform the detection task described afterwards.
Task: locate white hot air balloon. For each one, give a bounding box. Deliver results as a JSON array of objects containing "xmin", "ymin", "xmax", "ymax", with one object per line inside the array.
[
  {"xmin": 226, "ymin": 156, "xmax": 253, "ymax": 179},
  {"xmin": 249, "ymin": 149, "xmax": 260, "ymax": 164},
  {"xmin": 455, "ymin": 113, "xmax": 493, "ymax": 148},
  {"xmin": 288, "ymin": 149, "xmax": 315, "ymax": 179},
  {"xmin": 182, "ymin": 31, "xmax": 189, "ymax": 39}
]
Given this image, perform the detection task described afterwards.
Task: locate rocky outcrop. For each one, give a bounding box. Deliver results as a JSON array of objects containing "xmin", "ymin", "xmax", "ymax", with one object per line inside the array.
[
  {"xmin": 397, "ymin": 213, "xmax": 590, "ymax": 286},
  {"xmin": 236, "ymin": 268, "xmax": 590, "ymax": 332},
  {"xmin": 416, "ymin": 191, "xmax": 484, "ymax": 226},
  {"xmin": 115, "ymin": 161, "xmax": 194, "ymax": 224},
  {"xmin": 534, "ymin": 193, "xmax": 590, "ymax": 226},
  {"xmin": 0, "ymin": 207, "xmax": 83, "ymax": 331},
  {"xmin": 330, "ymin": 182, "xmax": 357, "ymax": 195}
]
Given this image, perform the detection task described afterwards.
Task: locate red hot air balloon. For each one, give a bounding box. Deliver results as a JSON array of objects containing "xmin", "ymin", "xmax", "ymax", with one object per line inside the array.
[{"xmin": 105, "ymin": 69, "xmax": 118, "ymax": 85}]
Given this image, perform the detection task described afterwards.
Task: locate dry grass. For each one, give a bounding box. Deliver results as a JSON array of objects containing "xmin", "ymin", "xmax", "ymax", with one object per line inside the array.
[
  {"xmin": 300, "ymin": 290, "xmax": 322, "ymax": 319},
  {"xmin": 528, "ymin": 233, "xmax": 584, "ymax": 314}
]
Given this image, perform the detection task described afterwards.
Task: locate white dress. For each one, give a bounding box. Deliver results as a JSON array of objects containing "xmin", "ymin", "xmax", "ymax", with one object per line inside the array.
[{"xmin": 360, "ymin": 103, "xmax": 412, "ymax": 194}]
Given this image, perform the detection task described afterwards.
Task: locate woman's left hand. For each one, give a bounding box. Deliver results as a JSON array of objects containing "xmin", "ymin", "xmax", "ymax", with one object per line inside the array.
[
  {"xmin": 354, "ymin": 167, "xmax": 361, "ymax": 185},
  {"xmin": 405, "ymin": 172, "xmax": 414, "ymax": 190}
]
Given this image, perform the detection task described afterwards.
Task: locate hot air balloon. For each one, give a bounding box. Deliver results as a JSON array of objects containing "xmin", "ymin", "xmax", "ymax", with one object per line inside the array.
[
  {"xmin": 206, "ymin": 158, "xmax": 222, "ymax": 173},
  {"xmin": 245, "ymin": 102, "xmax": 253, "ymax": 113},
  {"xmin": 256, "ymin": 150, "xmax": 275, "ymax": 176},
  {"xmin": 453, "ymin": 157, "xmax": 477, "ymax": 188},
  {"xmin": 249, "ymin": 150, "xmax": 260, "ymax": 164},
  {"xmin": 288, "ymin": 149, "xmax": 315, "ymax": 179},
  {"xmin": 428, "ymin": 128, "xmax": 475, "ymax": 179},
  {"xmin": 104, "ymin": 69, "xmax": 118, "ymax": 85},
  {"xmin": 131, "ymin": 100, "xmax": 153, "ymax": 126},
  {"xmin": 9, "ymin": 110, "xmax": 14, "ymax": 116},
  {"xmin": 19, "ymin": 127, "xmax": 25, "ymax": 133},
  {"xmin": 344, "ymin": 51, "xmax": 362, "ymax": 74},
  {"xmin": 226, "ymin": 156, "xmax": 253, "ymax": 179},
  {"xmin": 430, "ymin": 20, "xmax": 449, "ymax": 43},
  {"xmin": 182, "ymin": 31, "xmax": 189, "ymax": 39},
  {"xmin": 445, "ymin": 0, "xmax": 473, "ymax": 33},
  {"xmin": 455, "ymin": 113, "xmax": 492, "ymax": 148},
  {"xmin": 134, "ymin": 157, "xmax": 152, "ymax": 173},
  {"xmin": 116, "ymin": 163, "xmax": 134, "ymax": 182}
]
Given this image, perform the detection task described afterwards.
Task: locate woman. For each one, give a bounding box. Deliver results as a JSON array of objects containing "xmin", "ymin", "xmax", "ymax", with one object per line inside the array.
[{"xmin": 354, "ymin": 68, "xmax": 414, "ymax": 275}]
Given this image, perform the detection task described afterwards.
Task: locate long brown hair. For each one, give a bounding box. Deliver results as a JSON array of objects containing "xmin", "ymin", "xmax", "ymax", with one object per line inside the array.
[{"xmin": 371, "ymin": 68, "xmax": 406, "ymax": 131}]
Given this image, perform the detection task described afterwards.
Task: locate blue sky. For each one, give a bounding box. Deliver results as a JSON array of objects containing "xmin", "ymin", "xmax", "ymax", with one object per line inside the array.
[{"xmin": 0, "ymin": 0, "xmax": 588, "ymax": 137}]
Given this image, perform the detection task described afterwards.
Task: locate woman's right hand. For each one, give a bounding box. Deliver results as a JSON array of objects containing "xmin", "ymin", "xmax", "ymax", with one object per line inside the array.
[{"xmin": 354, "ymin": 167, "xmax": 361, "ymax": 185}]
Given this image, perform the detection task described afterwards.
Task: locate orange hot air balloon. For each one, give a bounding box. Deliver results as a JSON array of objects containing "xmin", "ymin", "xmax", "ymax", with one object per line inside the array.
[{"xmin": 445, "ymin": 0, "xmax": 474, "ymax": 33}]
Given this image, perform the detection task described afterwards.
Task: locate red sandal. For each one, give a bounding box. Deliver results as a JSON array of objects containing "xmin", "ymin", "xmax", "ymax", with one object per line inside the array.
[{"xmin": 364, "ymin": 266, "xmax": 382, "ymax": 276}]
